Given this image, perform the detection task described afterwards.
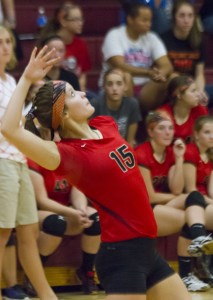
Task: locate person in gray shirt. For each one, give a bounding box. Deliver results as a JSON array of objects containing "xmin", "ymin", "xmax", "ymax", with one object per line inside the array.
[{"xmin": 90, "ymin": 68, "xmax": 142, "ymax": 147}]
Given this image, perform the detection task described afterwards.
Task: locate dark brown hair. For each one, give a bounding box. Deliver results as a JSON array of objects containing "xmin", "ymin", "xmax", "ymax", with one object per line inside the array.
[
  {"xmin": 167, "ymin": 75, "xmax": 194, "ymax": 104},
  {"xmin": 38, "ymin": 1, "xmax": 81, "ymax": 47},
  {"xmin": 25, "ymin": 81, "xmax": 55, "ymax": 138}
]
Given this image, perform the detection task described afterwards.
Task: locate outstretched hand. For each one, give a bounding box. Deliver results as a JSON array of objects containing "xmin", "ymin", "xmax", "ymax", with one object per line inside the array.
[{"xmin": 23, "ymin": 46, "xmax": 61, "ymax": 83}]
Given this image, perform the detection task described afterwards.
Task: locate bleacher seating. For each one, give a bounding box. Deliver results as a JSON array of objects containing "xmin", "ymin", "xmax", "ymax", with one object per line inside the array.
[{"xmin": 13, "ymin": 0, "xmax": 121, "ymax": 92}]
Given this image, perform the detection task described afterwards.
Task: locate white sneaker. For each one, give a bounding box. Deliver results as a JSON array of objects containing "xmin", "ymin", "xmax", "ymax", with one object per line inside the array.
[
  {"xmin": 188, "ymin": 234, "xmax": 213, "ymax": 257},
  {"xmin": 182, "ymin": 273, "xmax": 210, "ymax": 292}
]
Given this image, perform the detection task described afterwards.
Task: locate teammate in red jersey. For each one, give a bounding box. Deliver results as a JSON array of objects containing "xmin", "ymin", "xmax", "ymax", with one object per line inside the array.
[
  {"xmin": 184, "ymin": 115, "xmax": 213, "ymax": 286},
  {"xmin": 1, "ymin": 46, "xmax": 192, "ymax": 300},
  {"xmin": 27, "ymin": 158, "xmax": 100, "ymax": 294},
  {"xmin": 134, "ymin": 110, "xmax": 213, "ymax": 291},
  {"xmin": 160, "ymin": 75, "xmax": 208, "ymax": 143},
  {"xmin": 184, "ymin": 115, "xmax": 213, "ymax": 200}
]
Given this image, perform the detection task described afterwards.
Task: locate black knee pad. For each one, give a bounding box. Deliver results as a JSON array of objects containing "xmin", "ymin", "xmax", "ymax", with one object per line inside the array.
[
  {"xmin": 84, "ymin": 212, "xmax": 100, "ymax": 236},
  {"xmin": 180, "ymin": 224, "xmax": 191, "ymax": 239},
  {"xmin": 185, "ymin": 191, "xmax": 206, "ymax": 209},
  {"xmin": 42, "ymin": 214, "xmax": 67, "ymax": 237},
  {"xmin": 6, "ymin": 233, "xmax": 15, "ymax": 247}
]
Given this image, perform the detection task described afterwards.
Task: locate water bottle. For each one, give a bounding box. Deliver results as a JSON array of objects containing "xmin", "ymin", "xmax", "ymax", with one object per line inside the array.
[{"xmin": 37, "ymin": 6, "xmax": 47, "ymax": 31}]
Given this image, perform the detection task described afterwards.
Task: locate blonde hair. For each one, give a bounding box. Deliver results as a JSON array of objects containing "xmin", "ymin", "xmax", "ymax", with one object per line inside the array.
[{"xmin": 0, "ymin": 25, "xmax": 17, "ymax": 70}]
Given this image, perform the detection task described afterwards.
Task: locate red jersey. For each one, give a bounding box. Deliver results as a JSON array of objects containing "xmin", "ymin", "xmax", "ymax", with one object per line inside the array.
[
  {"xmin": 28, "ymin": 159, "xmax": 71, "ymax": 206},
  {"xmin": 134, "ymin": 141, "xmax": 175, "ymax": 193},
  {"xmin": 160, "ymin": 104, "xmax": 208, "ymax": 143},
  {"xmin": 184, "ymin": 143, "xmax": 213, "ymax": 195},
  {"xmin": 65, "ymin": 36, "xmax": 91, "ymax": 76},
  {"xmin": 56, "ymin": 116, "xmax": 157, "ymax": 242}
]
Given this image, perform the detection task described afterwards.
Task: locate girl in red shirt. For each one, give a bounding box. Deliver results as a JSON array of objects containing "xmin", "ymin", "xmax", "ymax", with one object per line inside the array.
[
  {"xmin": 160, "ymin": 75, "xmax": 208, "ymax": 143},
  {"xmin": 135, "ymin": 110, "xmax": 213, "ymax": 291},
  {"xmin": 184, "ymin": 115, "xmax": 213, "ymax": 285}
]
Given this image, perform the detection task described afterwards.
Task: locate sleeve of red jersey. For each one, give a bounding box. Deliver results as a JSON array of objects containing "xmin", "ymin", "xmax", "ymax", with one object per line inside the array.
[
  {"xmin": 27, "ymin": 158, "xmax": 42, "ymax": 173},
  {"xmin": 184, "ymin": 144, "xmax": 199, "ymax": 166},
  {"xmin": 134, "ymin": 144, "xmax": 151, "ymax": 169}
]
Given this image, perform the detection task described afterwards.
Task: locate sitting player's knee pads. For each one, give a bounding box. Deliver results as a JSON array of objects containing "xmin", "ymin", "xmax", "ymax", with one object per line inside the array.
[
  {"xmin": 185, "ymin": 191, "xmax": 206, "ymax": 208},
  {"xmin": 180, "ymin": 224, "xmax": 191, "ymax": 239},
  {"xmin": 84, "ymin": 212, "xmax": 100, "ymax": 236},
  {"xmin": 6, "ymin": 233, "xmax": 15, "ymax": 247},
  {"xmin": 42, "ymin": 214, "xmax": 67, "ymax": 237}
]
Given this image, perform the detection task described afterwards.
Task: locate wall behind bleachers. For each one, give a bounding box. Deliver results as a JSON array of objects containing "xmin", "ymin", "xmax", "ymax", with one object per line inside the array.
[{"xmin": 13, "ymin": 0, "xmax": 121, "ymax": 92}]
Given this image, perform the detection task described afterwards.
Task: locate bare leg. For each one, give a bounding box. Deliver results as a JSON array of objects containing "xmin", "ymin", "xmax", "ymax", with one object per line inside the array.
[
  {"xmin": 153, "ymin": 205, "xmax": 185, "ymax": 236},
  {"xmin": 2, "ymin": 245, "xmax": 17, "ymax": 287},
  {"xmin": 0, "ymin": 228, "xmax": 12, "ymax": 300},
  {"xmin": 205, "ymin": 204, "xmax": 213, "ymax": 230},
  {"xmin": 147, "ymin": 273, "xmax": 191, "ymax": 300},
  {"xmin": 16, "ymin": 223, "xmax": 57, "ymax": 300},
  {"xmin": 38, "ymin": 232, "xmax": 62, "ymax": 256},
  {"xmin": 139, "ymin": 81, "xmax": 168, "ymax": 111},
  {"xmin": 106, "ymin": 295, "xmax": 146, "ymax": 300}
]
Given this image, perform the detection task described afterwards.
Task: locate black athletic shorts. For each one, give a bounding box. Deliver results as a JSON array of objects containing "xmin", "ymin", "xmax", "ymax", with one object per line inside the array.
[{"xmin": 95, "ymin": 237, "xmax": 175, "ymax": 294}]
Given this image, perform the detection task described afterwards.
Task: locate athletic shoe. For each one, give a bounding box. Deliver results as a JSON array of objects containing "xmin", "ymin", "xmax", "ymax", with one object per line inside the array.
[
  {"xmin": 194, "ymin": 255, "xmax": 213, "ymax": 287},
  {"xmin": 3, "ymin": 284, "xmax": 30, "ymax": 300},
  {"xmin": 22, "ymin": 276, "xmax": 37, "ymax": 298},
  {"xmin": 187, "ymin": 234, "xmax": 213, "ymax": 257},
  {"xmin": 76, "ymin": 268, "xmax": 99, "ymax": 294},
  {"xmin": 182, "ymin": 273, "xmax": 210, "ymax": 292}
]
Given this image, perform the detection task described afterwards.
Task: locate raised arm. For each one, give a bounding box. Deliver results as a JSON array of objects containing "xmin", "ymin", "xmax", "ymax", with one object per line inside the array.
[{"xmin": 1, "ymin": 47, "xmax": 61, "ymax": 170}]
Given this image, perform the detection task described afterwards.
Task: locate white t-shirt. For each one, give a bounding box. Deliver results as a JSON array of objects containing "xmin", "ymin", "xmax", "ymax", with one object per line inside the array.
[
  {"xmin": 0, "ymin": 73, "xmax": 26, "ymax": 163},
  {"xmin": 100, "ymin": 25, "xmax": 167, "ymax": 87}
]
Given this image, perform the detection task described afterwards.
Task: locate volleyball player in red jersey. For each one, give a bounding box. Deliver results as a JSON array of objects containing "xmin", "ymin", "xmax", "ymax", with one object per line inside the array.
[
  {"xmin": 27, "ymin": 158, "xmax": 100, "ymax": 294},
  {"xmin": 134, "ymin": 110, "xmax": 213, "ymax": 291},
  {"xmin": 1, "ymin": 47, "xmax": 192, "ymax": 299},
  {"xmin": 184, "ymin": 116, "xmax": 213, "ymax": 201},
  {"xmin": 184, "ymin": 115, "xmax": 213, "ymax": 286},
  {"xmin": 160, "ymin": 75, "xmax": 208, "ymax": 144}
]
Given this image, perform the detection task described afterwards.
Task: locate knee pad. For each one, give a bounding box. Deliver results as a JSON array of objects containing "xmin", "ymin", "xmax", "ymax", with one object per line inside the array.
[
  {"xmin": 42, "ymin": 214, "xmax": 67, "ymax": 237},
  {"xmin": 6, "ymin": 233, "xmax": 15, "ymax": 247},
  {"xmin": 185, "ymin": 191, "xmax": 206, "ymax": 209},
  {"xmin": 84, "ymin": 212, "xmax": 100, "ymax": 236},
  {"xmin": 180, "ymin": 224, "xmax": 191, "ymax": 239}
]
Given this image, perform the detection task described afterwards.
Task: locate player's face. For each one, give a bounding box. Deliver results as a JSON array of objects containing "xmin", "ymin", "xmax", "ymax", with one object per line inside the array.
[
  {"xmin": 0, "ymin": 28, "xmax": 13, "ymax": 67},
  {"xmin": 180, "ymin": 83, "xmax": 200, "ymax": 108},
  {"xmin": 128, "ymin": 7, "xmax": 152, "ymax": 35},
  {"xmin": 195, "ymin": 122, "xmax": 213, "ymax": 149},
  {"xmin": 150, "ymin": 120, "xmax": 174, "ymax": 146},
  {"xmin": 104, "ymin": 72, "xmax": 126, "ymax": 102},
  {"xmin": 174, "ymin": 4, "xmax": 194, "ymax": 34},
  {"xmin": 65, "ymin": 83, "xmax": 95, "ymax": 122}
]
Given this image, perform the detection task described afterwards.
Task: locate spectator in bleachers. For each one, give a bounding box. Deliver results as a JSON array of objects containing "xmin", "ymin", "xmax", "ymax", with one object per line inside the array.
[
  {"xmin": 90, "ymin": 68, "xmax": 141, "ymax": 147},
  {"xmin": 199, "ymin": 0, "xmax": 213, "ymax": 35},
  {"xmin": 39, "ymin": 35, "xmax": 80, "ymax": 90},
  {"xmin": 119, "ymin": 0, "xmax": 194, "ymax": 35},
  {"xmin": 159, "ymin": 75, "xmax": 208, "ymax": 143},
  {"xmin": 160, "ymin": 0, "xmax": 213, "ymax": 107},
  {"xmin": 184, "ymin": 115, "xmax": 213, "ymax": 287},
  {"xmin": 38, "ymin": 2, "xmax": 92, "ymax": 95},
  {"xmin": 26, "ymin": 158, "xmax": 100, "ymax": 295},
  {"xmin": 134, "ymin": 110, "xmax": 213, "ymax": 292},
  {"xmin": 100, "ymin": 2, "xmax": 173, "ymax": 111},
  {"xmin": 0, "ymin": 0, "xmax": 23, "ymax": 60},
  {"xmin": 0, "ymin": 25, "xmax": 58, "ymax": 300}
]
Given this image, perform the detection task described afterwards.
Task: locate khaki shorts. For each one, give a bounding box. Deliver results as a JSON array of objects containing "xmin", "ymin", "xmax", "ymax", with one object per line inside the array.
[{"xmin": 0, "ymin": 158, "xmax": 38, "ymax": 228}]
